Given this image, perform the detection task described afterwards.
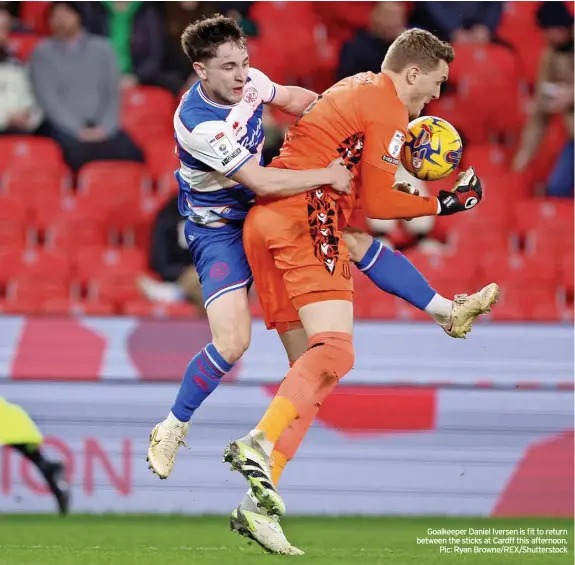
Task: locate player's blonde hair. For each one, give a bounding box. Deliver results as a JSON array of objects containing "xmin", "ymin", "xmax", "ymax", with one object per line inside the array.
[{"xmin": 382, "ymin": 28, "xmax": 455, "ymax": 73}]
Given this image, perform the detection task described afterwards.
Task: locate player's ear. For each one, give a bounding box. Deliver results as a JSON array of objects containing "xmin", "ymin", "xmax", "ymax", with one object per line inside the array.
[
  {"xmin": 406, "ymin": 65, "xmax": 420, "ymax": 85},
  {"xmin": 193, "ymin": 61, "xmax": 207, "ymax": 80}
]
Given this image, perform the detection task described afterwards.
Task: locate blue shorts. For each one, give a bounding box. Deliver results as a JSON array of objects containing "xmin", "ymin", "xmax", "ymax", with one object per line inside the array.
[{"xmin": 184, "ymin": 220, "xmax": 252, "ymax": 308}]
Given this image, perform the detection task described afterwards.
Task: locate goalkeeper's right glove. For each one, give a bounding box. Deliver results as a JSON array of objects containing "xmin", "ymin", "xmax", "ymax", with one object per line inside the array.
[{"xmin": 437, "ymin": 167, "xmax": 483, "ymax": 216}]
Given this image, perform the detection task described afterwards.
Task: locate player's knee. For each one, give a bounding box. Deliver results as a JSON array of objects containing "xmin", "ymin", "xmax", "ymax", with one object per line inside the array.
[
  {"xmin": 213, "ymin": 332, "xmax": 250, "ymax": 364},
  {"xmin": 310, "ymin": 335, "xmax": 355, "ymax": 382},
  {"xmin": 342, "ymin": 228, "xmax": 373, "ymax": 263}
]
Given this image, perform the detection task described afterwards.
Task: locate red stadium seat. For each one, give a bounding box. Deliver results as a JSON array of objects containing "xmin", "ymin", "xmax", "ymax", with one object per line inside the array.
[
  {"xmin": 74, "ymin": 246, "xmax": 146, "ymax": 281},
  {"xmin": 447, "ymin": 227, "xmax": 512, "ymax": 256},
  {"xmin": 513, "ymin": 198, "xmax": 575, "ymax": 237},
  {"xmin": 7, "ymin": 33, "xmax": 41, "ymax": 62},
  {"xmin": 157, "ymin": 168, "xmax": 179, "ymax": 197},
  {"xmin": 449, "ymin": 44, "xmax": 522, "ymax": 139},
  {"xmin": 404, "ymin": 249, "xmax": 479, "ymax": 280},
  {"xmin": 312, "ymin": 1, "xmax": 376, "ymax": 45},
  {"xmin": 443, "ymin": 204, "xmax": 511, "ymax": 237},
  {"xmin": 531, "ymin": 301, "xmax": 574, "ymax": 323},
  {"xmin": 121, "ymin": 86, "xmax": 176, "ymax": 146},
  {"xmin": 496, "ymin": 1, "xmax": 545, "ymax": 84},
  {"xmin": 0, "ymin": 248, "xmax": 70, "ymax": 283},
  {"xmin": 490, "ymin": 283, "xmax": 558, "ymax": 321},
  {"xmin": 3, "ymin": 168, "xmax": 73, "ymax": 220},
  {"xmin": 6, "ymin": 278, "xmax": 70, "ymax": 304},
  {"xmin": 88, "ymin": 278, "xmax": 142, "ymax": 306},
  {"xmin": 525, "ymin": 230, "xmax": 574, "ymax": 256},
  {"xmin": 560, "ymin": 252, "xmax": 574, "ymax": 295},
  {"xmin": 0, "ymin": 296, "xmax": 44, "ymax": 315},
  {"xmin": 0, "ymin": 197, "xmax": 28, "ymax": 249},
  {"xmin": 20, "ymin": 1, "xmax": 51, "ymax": 36},
  {"xmin": 76, "ymin": 162, "xmax": 152, "ymax": 221},
  {"xmin": 0, "ymin": 136, "xmax": 65, "ymax": 173},
  {"xmin": 141, "ymin": 137, "xmax": 178, "ymax": 181},
  {"xmin": 40, "ymin": 297, "xmax": 115, "ymax": 316},
  {"xmin": 480, "ymin": 251, "xmax": 559, "ymax": 286},
  {"xmin": 44, "ymin": 218, "xmax": 108, "ymax": 253},
  {"xmin": 460, "ymin": 143, "xmax": 508, "ymax": 175},
  {"xmin": 121, "ymin": 299, "xmax": 200, "ymax": 319},
  {"xmin": 354, "ymin": 291, "xmax": 399, "ymax": 320}
]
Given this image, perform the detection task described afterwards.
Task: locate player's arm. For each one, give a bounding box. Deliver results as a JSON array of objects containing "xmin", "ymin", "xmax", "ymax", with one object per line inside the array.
[
  {"xmin": 250, "ymin": 67, "xmax": 317, "ymax": 117},
  {"xmin": 233, "ymin": 155, "xmax": 351, "ymax": 197},
  {"xmin": 176, "ymin": 119, "xmax": 350, "ymax": 198},
  {"xmin": 268, "ymin": 84, "xmax": 317, "ymax": 116},
  {"xmin": 361, "ymin": 122, "xmax": 482, "ymax": 219},
  {"xmin": 361, "ymin": 122, "xmax": 441, "ymax": 220}
]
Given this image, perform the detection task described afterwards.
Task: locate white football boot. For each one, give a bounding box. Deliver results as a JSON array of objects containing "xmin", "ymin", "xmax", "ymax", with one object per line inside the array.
[
  {"xmin": 441, "ymin": 283, "xmax": 499, "ymax": 339},
  {"xmin": 223, "ymin": 431, "xmax": 285, "ymax": 516},
  {"xmin": 230, "ymin": 492, "xmax": 304, "ymax": 556},
  {"xmin": 147, "ymin": 420, "xmax": 190, "ymax": 479}
]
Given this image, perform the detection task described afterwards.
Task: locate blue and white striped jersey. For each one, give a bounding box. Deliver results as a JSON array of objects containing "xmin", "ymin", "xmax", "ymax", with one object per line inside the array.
[{"xmin": 173, "ymin": 68, "xmax": 276, "ymax": 224}]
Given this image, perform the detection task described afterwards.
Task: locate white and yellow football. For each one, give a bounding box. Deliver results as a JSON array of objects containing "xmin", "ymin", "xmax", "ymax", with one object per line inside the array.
[{"xmin": 400, "ymin": 116, "xmax": 463, "ymax": 181}]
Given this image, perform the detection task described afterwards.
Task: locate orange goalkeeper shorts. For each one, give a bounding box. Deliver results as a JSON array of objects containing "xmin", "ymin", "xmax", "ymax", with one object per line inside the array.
[{"xmin": 243, "ymin": 190, "xmax": 353, "ymax": 333}]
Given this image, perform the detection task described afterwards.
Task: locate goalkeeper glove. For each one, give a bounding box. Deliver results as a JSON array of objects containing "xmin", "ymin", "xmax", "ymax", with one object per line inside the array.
[{"xmin": 437, "ymin": 167, "xmax": 483, "ymax": 216}]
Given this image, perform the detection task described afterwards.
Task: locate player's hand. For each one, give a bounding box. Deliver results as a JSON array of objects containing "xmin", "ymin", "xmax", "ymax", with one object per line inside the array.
[
  {"xmin": 437, "ymin": 167, "xmax": 483, "ymax": 215},
  {"xmin": 393, "ymin": 181, "xmax": 420, "ymax": 196},
  {"xmin": 327, "ymin": 157, "xmax": 353, "ymax": 194}
]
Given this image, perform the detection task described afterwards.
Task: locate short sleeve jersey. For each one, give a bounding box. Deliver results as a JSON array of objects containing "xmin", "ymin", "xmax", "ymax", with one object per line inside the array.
[{"xmin": 174, "ymin": 68, "xmax": 276, "ymax": 224}]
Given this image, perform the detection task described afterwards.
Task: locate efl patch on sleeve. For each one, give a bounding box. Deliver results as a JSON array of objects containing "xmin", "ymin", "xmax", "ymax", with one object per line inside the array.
[
  {"xmin": 387, "ymin": 130, "xmax": 406, "ymax": 158},
  {"xmin": 207, "ymin": 132, "xmax": 234, "ymax": 157}
]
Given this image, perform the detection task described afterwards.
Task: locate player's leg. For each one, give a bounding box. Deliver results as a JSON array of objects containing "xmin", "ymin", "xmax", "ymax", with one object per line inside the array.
[
  {"xmin": 225, "ymin": 195, "xmax": 355, "ymax": 516},
  {"xmin": 227, "ymin": 213, "xmax": 304, "ymax": 555},
  {"xmin": 344, "ymin": 227, "xmax": 498, "ymax": 338},
  {"xmin": 237, "ymin": 326, "xmax": 311, "ymax": 512},
  {"xmin": 148, "ymin": 222, "xmax": 252, "ymax": 479},
  {"xmin": 0, "ymin": 398, "xmax": 70, "ymax": 514}
]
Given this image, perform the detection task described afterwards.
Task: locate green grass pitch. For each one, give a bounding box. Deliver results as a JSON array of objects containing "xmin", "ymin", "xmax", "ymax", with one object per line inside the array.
[{"xmin": 0, "ymin": 515, "xmax": 572, "ymax": 564}]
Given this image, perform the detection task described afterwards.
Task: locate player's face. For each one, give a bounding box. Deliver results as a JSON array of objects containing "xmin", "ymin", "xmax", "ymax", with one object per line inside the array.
[
  {"xmin": 407, "ymin": 60, "xmax": 449, "ymax": 119},
  {"xmin": 196, "ymin": 41, "xmax": 250, "ymax": 106}
]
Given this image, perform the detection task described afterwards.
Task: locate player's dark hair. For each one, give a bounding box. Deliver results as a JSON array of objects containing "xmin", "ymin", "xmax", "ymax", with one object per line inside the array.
[
  {"xmin": 383, "ymin": 28, "xmax": 455, "ymax": 73},
  {"xmin": 181, "ymin": 14, "xmax": 246, "ymax": 63}
]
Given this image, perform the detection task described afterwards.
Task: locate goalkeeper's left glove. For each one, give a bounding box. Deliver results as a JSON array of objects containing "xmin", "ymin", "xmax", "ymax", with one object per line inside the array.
[{"xmin": 437, "ymin": 167, "xmax": 483, "ymax": 216}]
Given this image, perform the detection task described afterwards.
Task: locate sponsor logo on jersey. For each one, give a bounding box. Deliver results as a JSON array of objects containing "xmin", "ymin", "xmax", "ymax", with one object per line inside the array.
[
  {"xmin": 382, "ymin": 155, "xmax": 400, "ymax": 166},
  {"xmin": 221, "ymin": 147, "xmax": 242, "ymax": 166},
  {"xmin": 388, "ymin": 130, "xmax": 406, "ymax": 158}
]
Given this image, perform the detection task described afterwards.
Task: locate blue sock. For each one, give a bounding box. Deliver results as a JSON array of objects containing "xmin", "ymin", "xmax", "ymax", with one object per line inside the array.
[
  {"xmin": 355, "ymin": 238, "xmax": 436, "ymax": 310},
  {"xmin": 171, "ymin": 343, "xmax": 233, "ymax": 422}
]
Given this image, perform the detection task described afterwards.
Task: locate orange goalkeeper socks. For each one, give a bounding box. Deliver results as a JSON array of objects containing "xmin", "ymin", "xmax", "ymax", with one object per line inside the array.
[{"xmin": 255, "ymin": 331, "xmax": 354, "ymax": 449}]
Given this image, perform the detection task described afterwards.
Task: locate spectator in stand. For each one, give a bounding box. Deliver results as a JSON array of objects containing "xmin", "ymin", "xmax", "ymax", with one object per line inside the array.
[
  {"xmin": 138, "ymin": 195, "xmax": 205, "ymax": 315},
  {"xmin": 409, "ymin": 2, "xmax": 503, "ymax": 44},
  {"xmin": 81, "ymin": 2, "xmax": 175, "ymax": 91},
  {"xmin": 337, "ymin": 1, "xmax": 406, "ymax": 80},
  {"xmin": 513, "ymin": 1, "xmax": 574, "ymax": 198},
  {"xmin": 162, "ymin": 1, "xmax": 217, "ymax": 93},
  {"xmin": 29, "ymin": 1, "xmax": 143, "ymax": 172},
  {"xmin": 0, "ymin": 8, "xmax": 43, "ymax": 134}
]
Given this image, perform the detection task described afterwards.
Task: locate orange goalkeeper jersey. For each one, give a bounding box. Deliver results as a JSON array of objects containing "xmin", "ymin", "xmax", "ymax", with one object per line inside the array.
[{"xmin": 271, "ymin": 71, "xmax": 438, "ymax": 222}]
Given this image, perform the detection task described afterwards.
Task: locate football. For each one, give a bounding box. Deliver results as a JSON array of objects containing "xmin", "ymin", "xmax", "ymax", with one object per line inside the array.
[{"xmin": 401, "ymin": 116, "xmax": 463, "ymax": 181}]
